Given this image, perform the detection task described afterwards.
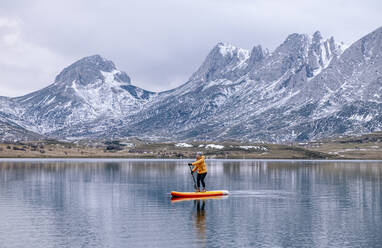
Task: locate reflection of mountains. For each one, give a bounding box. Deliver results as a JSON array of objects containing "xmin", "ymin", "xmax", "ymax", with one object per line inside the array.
[
  {"xmin": 2, "ymin": 160, "xmax": 381, "ymax": 205},
  {"xmin": 1, "ymin": 160, "xmax": 382, "ymax": 247},
  {"xmin": 220, "ymin": 160, "xmax": 382, "ymax": 182},
  {"xmin": 0, "ymin": 160, "xmax": 190, "ymax": 247},
  {"xmin": 0, "ymin": 160, "xmax": 193, "ymax": 214},
  {"xmin": 3, "ymin": 160, "xmax": 381, "ymax": 179},
  {"xmin": 217, "ymin": 160, "xmax": 382, "ymax": 247},
  {"xmin": 0, "ymin": 160, "xmax": 181, "ymax": 182}
]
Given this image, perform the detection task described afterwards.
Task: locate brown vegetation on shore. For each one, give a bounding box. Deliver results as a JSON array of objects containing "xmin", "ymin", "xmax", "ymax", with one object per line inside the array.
[{"xmin": 0, "ymin": 132, "xmax": 380, "ymax": 159}]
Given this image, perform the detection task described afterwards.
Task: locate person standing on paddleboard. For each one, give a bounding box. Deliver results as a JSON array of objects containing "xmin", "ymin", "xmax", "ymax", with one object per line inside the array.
[{"xmin": 188, "ymin": 152, "xmax": 207, "ymax": 192}]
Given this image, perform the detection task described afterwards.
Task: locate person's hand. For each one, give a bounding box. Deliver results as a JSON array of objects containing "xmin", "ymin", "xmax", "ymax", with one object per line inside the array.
[{"xmin": 188, "ymin": 163, "xmax": 192, "ymax": 166}]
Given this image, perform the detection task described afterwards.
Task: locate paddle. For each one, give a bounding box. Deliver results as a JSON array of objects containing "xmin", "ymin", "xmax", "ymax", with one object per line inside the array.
[{"xmin": 187, "ymin": 163, "xmax": 197, "ymax": 190}]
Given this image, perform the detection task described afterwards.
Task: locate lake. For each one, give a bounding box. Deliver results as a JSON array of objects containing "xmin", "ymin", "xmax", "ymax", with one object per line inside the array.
[{"xmin": 0, "ymin": 159, "xmax": 381, "ymax": 248}]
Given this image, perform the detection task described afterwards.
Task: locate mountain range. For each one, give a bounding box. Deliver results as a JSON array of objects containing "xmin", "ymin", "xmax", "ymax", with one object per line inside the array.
[{"xmin": 1, "ymin": 26, "xmax": 381, "ymax": 142}]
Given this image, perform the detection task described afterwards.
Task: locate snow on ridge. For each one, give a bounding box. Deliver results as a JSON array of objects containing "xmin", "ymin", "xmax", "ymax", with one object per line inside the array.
[
  {"xmin": 120, "ymin": 142, "xmax": 134, "ymax": 147},
  {"xmin": 175, "ymin": 143, "xmax": 193, "ymax": 148},
  {"xmin": 218, "ymin": 43, "xmax": 237, "ymax": 57},
  {"xmin": 205, "ymin": 144, "xmax": 224, "ymax": 149},
  {"xmin": 239, "ymin": 145, "xmax": 268, "ymax": 151},
  {"xmin": 218, "ymin": 43, "xmax": 250, "ymax": 60},
  {"xmin": 349, "ymin": 114, "xmax": 373, "ymax": 122},
  {"xmin": 101, "ymin": 70, "xmax": 130, "ymax": 88},
  {"xmin": 45, "ymin": 96, "xmax": 56, "ymax": 105}
]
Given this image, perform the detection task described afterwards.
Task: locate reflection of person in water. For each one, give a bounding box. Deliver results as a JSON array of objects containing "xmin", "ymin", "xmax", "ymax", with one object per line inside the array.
[{"xmin": 194, "ymin": 200, "xmax": 206, "ymax": 241}]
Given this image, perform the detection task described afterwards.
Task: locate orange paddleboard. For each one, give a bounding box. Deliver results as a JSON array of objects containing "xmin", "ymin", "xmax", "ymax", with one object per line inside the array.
[
  {"xmin": 171, "ymin": 195, "xmax": 226, "ymax": 203},
  {"xmin": 171, "ymin": 190, "xmax": 229, "ymax": 198}
]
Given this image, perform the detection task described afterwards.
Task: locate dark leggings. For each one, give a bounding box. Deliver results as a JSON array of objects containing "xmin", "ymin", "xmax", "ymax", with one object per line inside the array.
[{"xmin": 197, "ymin": 172, "xmax": 207, "ymax": 188}]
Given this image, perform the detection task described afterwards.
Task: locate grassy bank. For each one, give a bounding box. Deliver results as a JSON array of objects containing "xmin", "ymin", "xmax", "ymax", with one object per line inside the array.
[
  {"xmin": 303, "ymin": 132, "xmax": 382, "ymax": 160},
  {"xmin": 1, "ymin": 133, "xmax": 381, "ymax": 159}
]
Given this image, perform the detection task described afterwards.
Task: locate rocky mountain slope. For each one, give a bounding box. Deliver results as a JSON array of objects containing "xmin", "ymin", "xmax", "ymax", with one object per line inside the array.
[
  {"xmin": 287, "ymin": 26, "xmax": 382, "ymax": 140},
  {"xmin": 0, "ymin": 115, "xmax": 42, "ymax": 142},
  {"xmin": 0, "ymin": 27, "xmax": 381, "ymax": 142},
  {"xmin": 123, "ymin": 31, "xmax": 347, "ymax": 141},
  {"xmin": 1, "ymin": 55, "xmax": 156, "ymax": 140}
]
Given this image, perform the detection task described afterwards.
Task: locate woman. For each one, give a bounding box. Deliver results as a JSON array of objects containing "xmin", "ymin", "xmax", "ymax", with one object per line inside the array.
[{"xmin": 188, "ymin": 152, "xmax": 207, "ymax": 192}]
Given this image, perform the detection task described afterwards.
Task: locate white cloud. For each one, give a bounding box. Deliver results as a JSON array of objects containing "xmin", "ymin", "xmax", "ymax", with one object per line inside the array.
[{"xmin": 0, "ymin": 17, "xmax": 69, "ymax": 96}]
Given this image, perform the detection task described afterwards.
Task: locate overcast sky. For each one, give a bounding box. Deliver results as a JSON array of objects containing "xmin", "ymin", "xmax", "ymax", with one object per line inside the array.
[{"xmin": 0, "ymin": 0, "xmax": 381, "ymax": 97}]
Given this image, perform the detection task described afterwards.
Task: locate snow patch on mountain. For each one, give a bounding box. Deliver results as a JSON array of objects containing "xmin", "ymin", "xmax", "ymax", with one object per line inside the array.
[
  {"xmin": 205, "ymin": 144, "xmax": 224, "ymax": 149},
  {"xmin": 175, "ymin": 143, "xmax": 193, "ymax": 148}
]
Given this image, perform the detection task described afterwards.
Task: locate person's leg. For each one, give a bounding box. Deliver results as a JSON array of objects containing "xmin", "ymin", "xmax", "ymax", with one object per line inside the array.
[
  {"xmin": 201, "ymin": 173, "xmax": 207, "ymax": 190},
  {"xmin": 196, "ymin": 173, "xmax": 201, "ymax": 191}
]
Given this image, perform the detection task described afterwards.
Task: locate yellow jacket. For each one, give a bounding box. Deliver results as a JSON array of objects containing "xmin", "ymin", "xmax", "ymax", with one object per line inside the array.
[{"xmin": 192, "ymin": 156, "xmax": 207, "ymax": 174}]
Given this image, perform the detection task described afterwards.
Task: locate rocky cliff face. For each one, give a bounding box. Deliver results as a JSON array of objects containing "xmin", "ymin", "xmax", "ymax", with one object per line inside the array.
[
  {"xmin": 285, "ymin": 26, "xmax": 382, "ymax": 140},
  {"xmin": 0, "ymin": 27, "xmax": 381, "ymax": 142},
  {"xmin": 122, "ymin": 30, "xmax": 349, "ymax": 141}
]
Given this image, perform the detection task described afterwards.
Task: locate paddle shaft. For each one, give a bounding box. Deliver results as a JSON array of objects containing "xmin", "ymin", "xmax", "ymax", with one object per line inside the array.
[{"xmin": 188, "ymin": 164, "xmax": 197, "ymax": 189}]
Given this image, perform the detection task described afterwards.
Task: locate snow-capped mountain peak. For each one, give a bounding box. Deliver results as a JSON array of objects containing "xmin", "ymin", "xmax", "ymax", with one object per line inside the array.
[
  {"xmin": 54, "ymin": 55, "xmax": 131, "ymax": 87},
  {"xmin": 1, "ymin": 27, "xmax": 381, "ymax": 142},
  {"xmin": 189, "ymin": 42, "xmax": 249, "ymax": 82},
  {"xmin": 217, "ymin": 42, "xmax": 249, "ymax": 59},
  {"xmin": 2, "ymin": 55, "xmax": 155, "ymax": 136}
]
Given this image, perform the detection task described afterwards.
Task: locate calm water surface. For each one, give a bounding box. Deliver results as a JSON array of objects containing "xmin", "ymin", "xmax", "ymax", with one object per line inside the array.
[{"xmin": 0, "ymin": 159, "xmax": 381, "ymax": 248}]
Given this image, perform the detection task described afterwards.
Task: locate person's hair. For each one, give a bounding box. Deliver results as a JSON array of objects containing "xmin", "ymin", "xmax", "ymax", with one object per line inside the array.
[{"xmin": 196, "ymin": 151, "xmax": 203, "ymax": 156}]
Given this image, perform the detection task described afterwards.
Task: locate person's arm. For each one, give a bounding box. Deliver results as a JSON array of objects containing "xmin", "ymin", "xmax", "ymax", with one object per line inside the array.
[
  {"xmin": 192, "ymin": 157, "xmax": 204, "ymax": 166},
  {"xmin": 192, "ymin": 156, "xmax": 204, "ymax": 172}
]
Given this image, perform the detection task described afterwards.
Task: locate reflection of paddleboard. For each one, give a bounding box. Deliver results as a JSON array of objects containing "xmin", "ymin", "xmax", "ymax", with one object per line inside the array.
[
  {"xmin": 171, "ymin": 190, "xmax": 229, "ymax": 198},
  {"xmin": 171, "ymin": 195, "xmax": 227, "ymax": 203}
]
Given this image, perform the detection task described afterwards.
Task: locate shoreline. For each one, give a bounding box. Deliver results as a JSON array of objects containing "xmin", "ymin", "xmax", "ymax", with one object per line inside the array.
[
  {"xmin": 1, "ymin": 157, "xmax": 382, "ymax": 162},
  {"xmin": 1, "ymin": 133, "xmax": 382, "ymax": 160}
]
